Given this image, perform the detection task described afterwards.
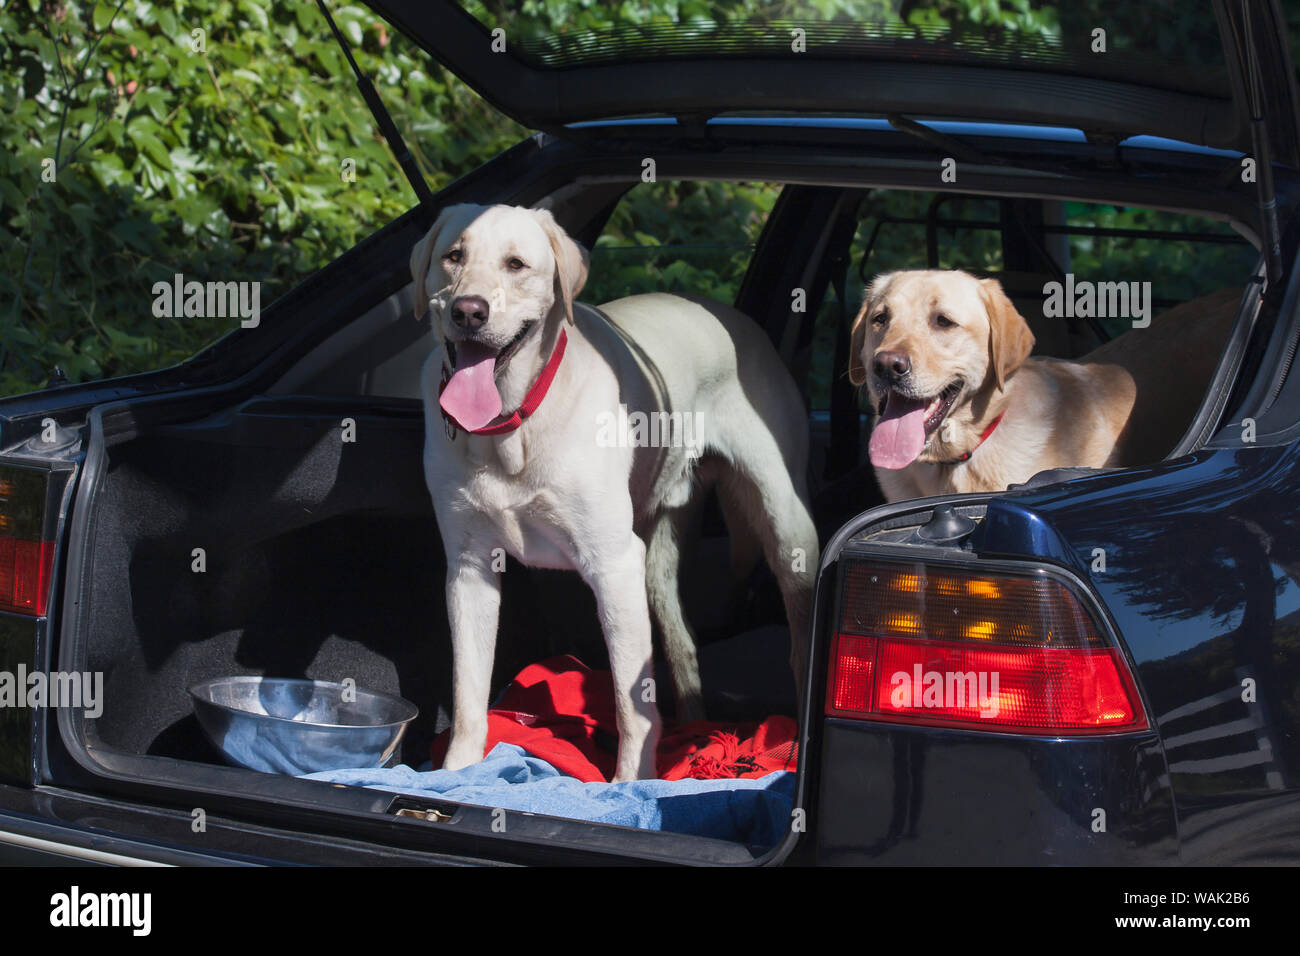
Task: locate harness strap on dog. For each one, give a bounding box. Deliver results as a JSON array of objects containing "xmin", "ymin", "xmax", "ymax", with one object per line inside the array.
[
  {"xmin": 439, "ymin": 329, "xmax": 568, "ymax": 439},
  {"xmin": 941, "ymin": 412, "xmax": 1005, "ymax": 465}
]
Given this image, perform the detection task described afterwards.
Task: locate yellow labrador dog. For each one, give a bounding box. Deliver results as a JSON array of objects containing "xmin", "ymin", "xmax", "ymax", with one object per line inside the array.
[
  {"xmin": 411, "ymin": 203, "xmax": 819, "ymax": 781},
  {"xmin": 849, "ymin": 269, "xmax": 1238, "ymax": 501}
]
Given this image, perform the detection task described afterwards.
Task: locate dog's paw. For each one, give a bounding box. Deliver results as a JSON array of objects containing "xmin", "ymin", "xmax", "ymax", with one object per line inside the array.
[
  {"xmin": 610, "ymin": 745, "xmax": 659, "ymax": 783},
  {"xmin": 443, "ymin": 736, "xmax": 485, "ymax": 772},
  {"xmin": 610, "ymin": 763, "xmax": 657, "ymax": 783}
]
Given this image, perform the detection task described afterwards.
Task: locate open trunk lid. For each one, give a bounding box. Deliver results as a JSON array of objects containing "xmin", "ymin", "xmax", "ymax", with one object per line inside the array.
[{"xmin": 365, "ymin": 0, "xmax": 1300, "ymax": 164}]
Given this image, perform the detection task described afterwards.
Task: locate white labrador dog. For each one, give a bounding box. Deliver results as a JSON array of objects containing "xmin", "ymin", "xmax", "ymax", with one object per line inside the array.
[{"xmin": 411, "ymin": 203, "xmax": 819, "ymax": 781}]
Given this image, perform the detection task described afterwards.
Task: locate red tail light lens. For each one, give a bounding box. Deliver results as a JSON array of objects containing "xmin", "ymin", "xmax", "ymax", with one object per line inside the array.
[
  {"xmin": 0, "ymin": 469, "xmax": 56, "ymax": 617},
  {"xmin": 827, "ymin": 560, "xmax": 1148, "ymax": 735},
  {"xmin": 828, "ymin": 635, "xmax": 875, "ymax": 714},
  {"xmin": 0, "ymin": 537, "xmax": 52, "ymax": 616}
]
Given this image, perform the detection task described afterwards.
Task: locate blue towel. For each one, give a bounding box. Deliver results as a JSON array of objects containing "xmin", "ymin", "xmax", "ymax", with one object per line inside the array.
[{"xmin": 303, "ymin": 743, "xmax": 794, "ymax": 845}]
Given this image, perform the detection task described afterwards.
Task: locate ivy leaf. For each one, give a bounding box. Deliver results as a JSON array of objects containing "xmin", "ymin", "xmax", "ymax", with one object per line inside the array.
[{"xmin": 129, "ymin": 127, "xmax": 173, "ymax": 171}]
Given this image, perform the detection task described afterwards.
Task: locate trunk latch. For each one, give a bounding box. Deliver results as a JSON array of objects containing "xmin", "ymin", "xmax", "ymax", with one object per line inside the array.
[{"xmin": 395, "ymin": 807, "xmax": 453, "ymax": 824}]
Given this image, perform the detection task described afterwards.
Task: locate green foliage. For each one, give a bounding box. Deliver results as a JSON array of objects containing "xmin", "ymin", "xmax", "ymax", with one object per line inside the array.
[
  {"xmin": 467, "ymin": 0, "xmax": 1061, "ymax": 49},
  {"xmin": 1, "ymin": 0, "xmax": 525, "ymax": 396}
]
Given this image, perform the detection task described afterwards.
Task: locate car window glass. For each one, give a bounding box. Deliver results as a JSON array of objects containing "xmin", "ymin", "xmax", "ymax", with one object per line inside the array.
[
  {"xmin": 1065, "ymin": 204, "xmax": 1254, "ymax": 340},
  {"xmin": 805, "ymin": 192, "xmax": 1253, "ymax": 410},
  {"xmin": 459, "ymin": 0, "xmax": 1228, "ymax": 97},
  {"xmin": 584, "ymin": 180, "xmax": 780, "ymax": 305}
]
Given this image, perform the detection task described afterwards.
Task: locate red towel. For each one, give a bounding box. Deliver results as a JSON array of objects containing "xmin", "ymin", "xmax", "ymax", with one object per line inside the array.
[{"xmin": 430, "ymin": 655, "xmax": 798, "ymax": 783}]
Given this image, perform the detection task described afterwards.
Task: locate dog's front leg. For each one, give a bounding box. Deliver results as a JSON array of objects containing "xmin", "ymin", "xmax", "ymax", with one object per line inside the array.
[
  {"xmin": 584, "ymin": 536, "xmax": 662, "ymax": 782},
  {"xmin": 442, "ymin": 550, "xmax": 502, "ymax": 772}
]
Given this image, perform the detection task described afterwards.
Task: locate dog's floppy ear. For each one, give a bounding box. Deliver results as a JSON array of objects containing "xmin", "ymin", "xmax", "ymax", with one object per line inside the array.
[
  {"xmin": 978, "ymin": 277, "xmax": 1036, "ymax": 392},
  {"xmin": 848, "ymin": 273, "xmax": 894, "ymax": 387},
  {"xmin": 531, "ymin": 207, "xmax": 589, "ymax": 324},
  {"xmin": 409, "ymin": 209, "xmax": 451, "ymax": 321}
]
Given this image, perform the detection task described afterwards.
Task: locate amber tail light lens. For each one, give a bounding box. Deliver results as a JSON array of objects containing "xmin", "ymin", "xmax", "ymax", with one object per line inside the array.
[{"xmin": 826, "ymin": 560, "xmax": 1148, "ymax": 735}]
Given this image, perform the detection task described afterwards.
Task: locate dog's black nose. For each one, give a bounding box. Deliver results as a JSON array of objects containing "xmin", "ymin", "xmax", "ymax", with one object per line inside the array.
[
  {"xmin": 874, "ymin": 350, "xmax": 911, "ymax": 379},
  {"xmin": 451, "ymin": 295, "xmax": 490, "ymax": 330}
]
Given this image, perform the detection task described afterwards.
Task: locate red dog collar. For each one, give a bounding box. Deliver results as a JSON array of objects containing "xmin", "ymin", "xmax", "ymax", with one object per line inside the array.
[
  {"xmin": 939, "ymin": 411, "xmax": 1005, "ymax": 466},
  {"xmin": 439, "ymin": 329, "xmax": 568, "ymax": 440}
]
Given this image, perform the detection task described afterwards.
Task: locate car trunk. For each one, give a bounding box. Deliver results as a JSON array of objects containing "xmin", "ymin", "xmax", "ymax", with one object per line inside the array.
[
  {"xmin": 55, "ymin": 369, "xmax": 804, "ymax": 863},
  {"xmin": 76, "ymin": 400, "xmax": 447, "ymax": 767}
]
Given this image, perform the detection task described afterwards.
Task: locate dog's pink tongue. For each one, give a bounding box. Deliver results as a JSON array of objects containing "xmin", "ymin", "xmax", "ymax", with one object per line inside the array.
[
  {"xmin": 870, "ymin": 395, "xmax": 928, "ymax": 470},
  {"xmin": 440, "ymin": 341, "xmax": 501, "ymax": 431}
]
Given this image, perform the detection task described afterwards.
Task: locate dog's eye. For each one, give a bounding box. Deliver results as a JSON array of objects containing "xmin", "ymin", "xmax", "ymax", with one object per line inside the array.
[
  {"xmin": 871, "ymin": 309, "xmax": 889, "ymax": 327},
  {"xmin": 507, "ymin": 257, "xmax": 526, "ymax": 272},
  {"xmin": 934, "ymin": 313, "xmax": 956, "ymax": 329},
  {"xmin": 443, "ymin": 248, "xmax": 463, "ymax": 265}
]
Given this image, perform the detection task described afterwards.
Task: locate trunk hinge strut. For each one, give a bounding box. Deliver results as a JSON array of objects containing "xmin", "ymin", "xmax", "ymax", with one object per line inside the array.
[
  {"xmin": 315, "ymin": 0, "xmax": 436, "ymax": 211},
  {"xmin": 1240, "ymin": 0, "xmax": 1284, "ymax": 294}
]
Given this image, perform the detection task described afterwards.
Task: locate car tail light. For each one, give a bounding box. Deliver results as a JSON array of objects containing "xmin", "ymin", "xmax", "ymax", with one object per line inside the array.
[
  {"xmin": 826, "ymin": 560, "xmax": 1148, "ymax": 735},
  {"xmin": 0, "ymin": 467, "xmax": 57, "ymax": 617}
]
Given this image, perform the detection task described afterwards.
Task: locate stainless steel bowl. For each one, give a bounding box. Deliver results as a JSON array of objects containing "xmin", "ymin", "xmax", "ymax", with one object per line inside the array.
[{"xmin": 189, "ymin": 676, "xmax": 418, "ymax": 775}]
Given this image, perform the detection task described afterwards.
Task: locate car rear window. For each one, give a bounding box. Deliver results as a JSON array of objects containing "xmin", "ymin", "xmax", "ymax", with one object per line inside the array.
[{"xmin": 459, "ymin": 0, "xmax": 1229, "ymax": 97}]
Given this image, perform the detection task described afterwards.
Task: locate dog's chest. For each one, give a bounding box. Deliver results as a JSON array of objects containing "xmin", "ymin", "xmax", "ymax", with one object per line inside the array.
[{"xmin": 456, "ymin": 471, "xmax": 579, "ymax": 570}]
